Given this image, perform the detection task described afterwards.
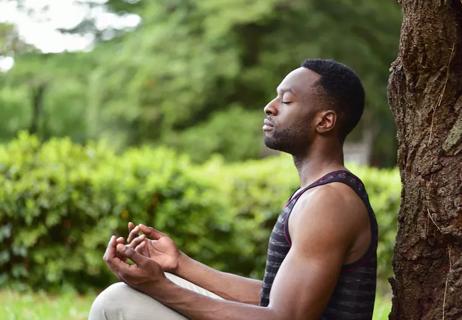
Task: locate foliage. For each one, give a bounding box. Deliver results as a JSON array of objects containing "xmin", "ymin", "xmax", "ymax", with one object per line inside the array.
[
  {"xmin": 165, "ymin": 106, "xmax": 264, "ymax": 162},
  {"xmin": 0, "ymin": 134, "xmax": 399, "ymax": 291},
  {"xmin": 0, "ymin": 133, "xmax": 233, "ymax": 291},
  {"xmin": 0, "ymin": 0, "xmax": 402, "ymax": 165}
]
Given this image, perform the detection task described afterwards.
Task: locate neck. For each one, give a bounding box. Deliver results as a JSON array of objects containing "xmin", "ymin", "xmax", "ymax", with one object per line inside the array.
[{"xmin": 292, "ymin": 139, "xmax": 345, "ymax": 188}]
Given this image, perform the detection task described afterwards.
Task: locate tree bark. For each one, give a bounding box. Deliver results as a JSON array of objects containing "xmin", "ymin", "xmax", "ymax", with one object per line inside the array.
[
  {"xmin": 29, "ymin": 83, "xmax": 46, "ymax": 135},
  {"xmin": 388, "ymin": 1, "xmax": 462, "ymax": 319}
]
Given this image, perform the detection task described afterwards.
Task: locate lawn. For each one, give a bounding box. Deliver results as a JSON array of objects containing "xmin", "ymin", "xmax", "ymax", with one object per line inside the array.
[
  {"xmin": 0, "ymin": 289, "xmax": 392, "ymax": 320},
  {"xmin": 0, "ymin": 290, "xmax": 93, "ymax": 320}
]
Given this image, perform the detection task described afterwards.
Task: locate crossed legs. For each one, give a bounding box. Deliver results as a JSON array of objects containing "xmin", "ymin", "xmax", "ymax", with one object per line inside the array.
[{"xmin": 88, "ymin": 273, "xmax": 223, "ymax": 320}]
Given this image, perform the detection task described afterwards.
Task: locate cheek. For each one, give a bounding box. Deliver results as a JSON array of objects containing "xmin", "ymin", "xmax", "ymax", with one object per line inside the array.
[
  {"xmin": 279, "ymin": 111, "xmax": 301, "ymax": 127},
  {"xmin": 292, "ymin": 115, "xmax": 315, "ymax": 138},
  {"xmin": 287, "ymin": 111, "xmax": 308, "ymax": 127},
  {"xmin": 277, "ymin": 105, "xmax": 313, "ymax": 131}
]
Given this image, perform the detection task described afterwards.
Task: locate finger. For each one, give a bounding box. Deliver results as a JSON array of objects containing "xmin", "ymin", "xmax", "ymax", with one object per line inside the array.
[
  {"xmin": 114, "ymin": 244, "xmax": 136, "ymax": 274},
  {"xmin": 115, "ymin": 243, "xmax": 130, "ymax": 263},
  {"xmin": 138, "ymin": 224, "xmax": 164, "ymax": 240},
  {"xmin": 104, "ymin": 236, "xmax": 125, "ymax": 272},
  {"xmin": 127, "ymin": 234, "xmax": 145, "ymax": 249},
  {"xmin": 115, "ymin": 237, "xmax": 128, "ymax": 261},
  {"xmin": 128, "ymin": 221, "xmax": 135, "ymax": 232},
  {"xmin": 127, "ymin": 226, "xmax": 140, "ymax": 244},
  {"xmin": 121, "ymin": 245, "xmax": 149, "ymax": 266},
  {"xmin": 135, "ymin": 241, "xmax": 146, "ymax": 253},
  {"xmin": 116, "ymin": 243, "xmax": 126, "ymax": 253},
  {"xmin": 103, "ymin": 235, "xmax": 116, "ymax": 262},
  {"xmin": 135, "ymin": 241, "xmax": 146, "ymax": 250}
]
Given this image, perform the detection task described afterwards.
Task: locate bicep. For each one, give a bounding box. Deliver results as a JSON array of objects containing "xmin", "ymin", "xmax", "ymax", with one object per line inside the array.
[
  {"xmin": 268, "ymin": 245, "xmax": 344, "ymax": 320},
  {"xmin": 267, "ymin": 188, "xmax": 356, "ymax": 319}
]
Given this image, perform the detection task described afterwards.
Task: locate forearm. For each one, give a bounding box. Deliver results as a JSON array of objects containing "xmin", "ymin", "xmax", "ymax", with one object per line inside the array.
[
  {"xmin": 147, "ymin": 277, "xmax": 279, "ymax": 320},
  {"xmin": 175, "ymin": 252, "xmax": 262, "ymax": 304}
]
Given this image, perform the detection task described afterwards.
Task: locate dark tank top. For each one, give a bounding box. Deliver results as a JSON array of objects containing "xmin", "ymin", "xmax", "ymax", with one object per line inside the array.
[{"xmin": 259, "ymin": 170, "xmax": 378, "ymax": 319}]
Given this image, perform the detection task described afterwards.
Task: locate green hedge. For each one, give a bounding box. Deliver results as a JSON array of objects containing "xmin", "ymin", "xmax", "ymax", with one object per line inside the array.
[{"xmin": 0, "ymin": 133, "xmax": 400, "ymax": 291}]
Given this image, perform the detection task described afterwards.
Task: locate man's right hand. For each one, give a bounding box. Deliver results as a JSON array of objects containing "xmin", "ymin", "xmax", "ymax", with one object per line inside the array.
[
  {"xmin": 118, "ymin": 223, "xmax": 262, "ymax": 305},
  {"xmin": 124, "ymin": 222, "xmax": 182, "ymax": 273}
]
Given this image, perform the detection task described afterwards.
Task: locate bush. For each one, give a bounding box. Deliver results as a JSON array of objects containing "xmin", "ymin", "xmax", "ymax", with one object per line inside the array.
[{"xmin": 0, "ymin": 133, "xmax": 399, "ymax": 291}]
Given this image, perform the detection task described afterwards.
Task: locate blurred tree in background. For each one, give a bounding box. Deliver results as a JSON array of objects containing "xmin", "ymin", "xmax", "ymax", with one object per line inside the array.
[{"xmin": 0, "ymin": 0, "xmax": 401, "ymax": 166}]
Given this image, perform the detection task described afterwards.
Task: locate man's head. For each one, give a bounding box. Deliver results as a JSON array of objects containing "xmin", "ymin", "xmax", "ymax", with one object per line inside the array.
[{"xmin": 263, "ymin": 59, "xmax": 364, "ymax": 155}]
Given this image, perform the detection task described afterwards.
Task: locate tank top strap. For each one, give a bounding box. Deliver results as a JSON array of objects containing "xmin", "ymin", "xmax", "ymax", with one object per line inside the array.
[{"xmin": 288, "ymin": 170, "xmax": 360, "ymax": 207}]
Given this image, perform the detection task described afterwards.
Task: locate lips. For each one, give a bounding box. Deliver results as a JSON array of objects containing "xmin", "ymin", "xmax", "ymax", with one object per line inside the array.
[{"xmin": 262, "ymin": 119, "xmax": 274, "ymax": 131}]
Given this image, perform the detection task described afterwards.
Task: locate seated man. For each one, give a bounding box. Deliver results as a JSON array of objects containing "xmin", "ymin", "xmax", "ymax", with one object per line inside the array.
[{"xmin": 89, "ymin": 58, "xmax": 378, "ymax": 320}]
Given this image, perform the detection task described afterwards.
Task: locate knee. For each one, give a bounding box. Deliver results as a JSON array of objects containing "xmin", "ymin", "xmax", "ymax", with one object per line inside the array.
[{"xmin": 88, "ymin": 282, "xmax": 133, "ymax": 320}]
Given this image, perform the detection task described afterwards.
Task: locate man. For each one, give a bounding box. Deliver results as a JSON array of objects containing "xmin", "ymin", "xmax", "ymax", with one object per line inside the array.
[{"xmin": 89, "ymin": 59, "xmax": 378, "ymax": 320}]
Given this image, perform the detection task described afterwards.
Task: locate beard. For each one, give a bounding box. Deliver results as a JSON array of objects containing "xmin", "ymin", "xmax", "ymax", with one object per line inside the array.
[{"xmin": 264, "ymin": 125, "xmax": 310, "ymax": 156}]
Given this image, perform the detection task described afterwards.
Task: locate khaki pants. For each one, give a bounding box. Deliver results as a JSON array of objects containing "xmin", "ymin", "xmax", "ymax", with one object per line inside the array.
[{"xmin": 88, "ymin": 273, "xmax": 223, "ymax": 320}]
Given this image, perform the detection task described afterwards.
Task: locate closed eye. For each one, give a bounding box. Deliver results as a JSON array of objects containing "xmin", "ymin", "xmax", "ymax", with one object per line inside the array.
[{"xmin": 281, "ymin": 101, "xmax": 292, "ymax": 104}]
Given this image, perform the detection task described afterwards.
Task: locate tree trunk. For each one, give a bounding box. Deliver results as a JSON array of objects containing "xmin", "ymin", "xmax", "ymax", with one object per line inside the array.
[
  {"xmin": 29, "ymin": 83, "xmax": 46, "ymax": 135},
  {"xmin": 388, "ymin": 1, "xmax": 462, "ymax": 319}
]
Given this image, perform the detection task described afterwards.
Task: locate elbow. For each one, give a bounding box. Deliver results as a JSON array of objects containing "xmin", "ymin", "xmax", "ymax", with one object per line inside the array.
[
  {"xmin": 263, "ymin": 306, "xmax": 291, "ymax": 320},
  {"xmin": 264, "ymin": 306, "xmax": 319, "ymax": 320}
]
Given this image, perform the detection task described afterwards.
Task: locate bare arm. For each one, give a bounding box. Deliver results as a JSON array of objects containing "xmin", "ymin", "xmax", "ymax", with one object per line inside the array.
[
  {"xmin": 176, "ymin": 252, "xmax": 262, "ymax": 304},
  {"xmin": 126, "ymin": 223, "xmax": 261, "ymax": 304},
  {"xmin": 108, "ymin": 185, "xmax": 365, "ymax": 319}
]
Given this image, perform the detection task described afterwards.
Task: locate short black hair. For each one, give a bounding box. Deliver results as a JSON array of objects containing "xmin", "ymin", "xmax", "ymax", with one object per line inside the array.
[{"xmin": 301, "ymin": 58, "xmax": 365, "ymax": 141}]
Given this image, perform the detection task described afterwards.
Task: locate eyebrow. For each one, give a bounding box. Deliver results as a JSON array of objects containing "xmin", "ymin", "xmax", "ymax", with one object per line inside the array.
[{"xmin": 276, "ymin": 87, "xmax": 297, "ymax": 96}]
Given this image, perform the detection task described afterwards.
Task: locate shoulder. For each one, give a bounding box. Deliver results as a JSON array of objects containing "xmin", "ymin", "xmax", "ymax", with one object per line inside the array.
[
  {"xmin": 288, "ymin": 183, "xmax": 367, "ymax": 256},
  {"xmin": 291, "ymin": 182, "xmax": 365, "ymax": 228}
]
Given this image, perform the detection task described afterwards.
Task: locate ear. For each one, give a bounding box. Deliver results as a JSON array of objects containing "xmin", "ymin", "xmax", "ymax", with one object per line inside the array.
[{"xmin": 315, "ymin": 110, "xmax": 337, "ymax": 134}]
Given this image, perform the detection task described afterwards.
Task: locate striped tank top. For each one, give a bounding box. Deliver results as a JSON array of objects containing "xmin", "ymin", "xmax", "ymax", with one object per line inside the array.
[{"xmin": 260, "ymin": 170, "xmax": 378, "ymax": 319}]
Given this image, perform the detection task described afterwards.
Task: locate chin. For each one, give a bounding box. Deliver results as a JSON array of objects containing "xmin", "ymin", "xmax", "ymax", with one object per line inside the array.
[
  {"xmin": 264, "ymin": 137, "xmax": 288, "ymax": 153},
  {"xmin": 264, "ymin": 136, "xmax": 307, "ymax": 156}
]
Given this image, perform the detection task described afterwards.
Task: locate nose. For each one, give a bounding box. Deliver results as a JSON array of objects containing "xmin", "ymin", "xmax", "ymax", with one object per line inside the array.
[{"xmin": 264, "ymin": 97, "xmax": 278, "ymax": 116}]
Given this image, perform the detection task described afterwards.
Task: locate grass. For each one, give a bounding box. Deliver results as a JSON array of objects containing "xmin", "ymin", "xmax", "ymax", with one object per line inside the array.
[
  {"xmin": 0, "ymin": 289, "xmax": 392, "ymax": 320},
  {"xmin": 0, "ymin": 290, "xmax": 94, "ymax": 320}
]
